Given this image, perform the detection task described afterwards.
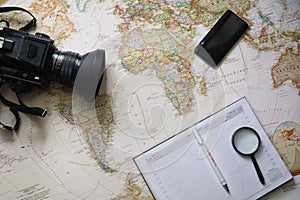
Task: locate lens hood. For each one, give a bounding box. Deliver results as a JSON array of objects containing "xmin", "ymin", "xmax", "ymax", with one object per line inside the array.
[{"xmin": 73, "ymin": 49, "xmax": 105, "ymax": 101}]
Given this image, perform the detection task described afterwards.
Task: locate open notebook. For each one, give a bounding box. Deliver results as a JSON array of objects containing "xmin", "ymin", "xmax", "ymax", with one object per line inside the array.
[{"xmin": 134, "ymin": 98, "xmax": 292, "ymax": 200}]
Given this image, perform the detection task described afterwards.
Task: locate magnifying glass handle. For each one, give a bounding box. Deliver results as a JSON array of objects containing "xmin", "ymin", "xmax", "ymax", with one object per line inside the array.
[{"xmin": 251, "ymin": 155, "xmax": 265, "ymax": 185}]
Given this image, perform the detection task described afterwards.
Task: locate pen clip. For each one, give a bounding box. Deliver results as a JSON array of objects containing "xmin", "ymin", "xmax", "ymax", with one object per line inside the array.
[{"xmin": 193, "ymin": 129, "xmax": 204, "ymax": 145}]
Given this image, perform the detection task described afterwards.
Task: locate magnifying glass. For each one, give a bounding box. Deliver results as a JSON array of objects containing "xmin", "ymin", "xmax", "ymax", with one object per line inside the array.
[{"xmin": 232, "ymin": 127, "xmax": 265, "ymax": 185}]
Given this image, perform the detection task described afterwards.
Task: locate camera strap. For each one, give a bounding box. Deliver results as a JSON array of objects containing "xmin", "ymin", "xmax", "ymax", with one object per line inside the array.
[
  {"xmin": 0, "ymin": 86, "xmax": 47, "ymax": 131},
  {"xmin": 0, "ymin": 6, "xmax": 36, "ymax": 31}
]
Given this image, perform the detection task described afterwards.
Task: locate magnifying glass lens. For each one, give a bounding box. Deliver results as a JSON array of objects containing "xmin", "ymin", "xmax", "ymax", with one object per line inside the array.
[{"xmin": 233, "ymin": 128, "xmax": 260, "ymax": 155}]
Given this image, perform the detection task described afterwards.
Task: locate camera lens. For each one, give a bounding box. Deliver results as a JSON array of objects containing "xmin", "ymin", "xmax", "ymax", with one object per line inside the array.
[
  {"xmin": 51, "ymin": 50, "xmax": 81, "ymax": 86},
  {"xmin": 50, "ymin": 49, "xmax": 105, "ymax": 100},
  {"xmin": 73, "ymin": 49, "xmax": 105, "ymax": 101}
]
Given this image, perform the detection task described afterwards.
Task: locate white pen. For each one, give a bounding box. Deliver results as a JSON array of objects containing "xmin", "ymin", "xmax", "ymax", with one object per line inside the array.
[{"xmin": 193, "ymin": 129, "xmax": 230, "ymax": 193}]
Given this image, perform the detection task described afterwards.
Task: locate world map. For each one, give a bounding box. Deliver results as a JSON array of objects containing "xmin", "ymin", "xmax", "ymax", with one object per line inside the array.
[{"xmin": 0, "ymin": 0, "xmax": 299, "ymax": 199}]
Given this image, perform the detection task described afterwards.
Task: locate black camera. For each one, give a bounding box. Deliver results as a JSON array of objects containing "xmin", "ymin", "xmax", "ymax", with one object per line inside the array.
[
  {"xmin": 0, "ymin": 27, "xmax": 105, "ymax": 98},
  {"xmin": 0, "ymin": 7, "xmax": 106, "ymax": 131}
]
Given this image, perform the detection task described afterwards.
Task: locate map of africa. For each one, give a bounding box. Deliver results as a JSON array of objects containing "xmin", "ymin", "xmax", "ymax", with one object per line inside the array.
[{"xmin": 0, "ymin": 0, "xmax": 299, "ymax": 199}]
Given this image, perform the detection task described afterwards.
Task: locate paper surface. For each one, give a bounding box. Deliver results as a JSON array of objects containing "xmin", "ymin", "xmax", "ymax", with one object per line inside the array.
[{"xmin": 134, "ymin": 98, "xmax": 293, "ymax": 200}]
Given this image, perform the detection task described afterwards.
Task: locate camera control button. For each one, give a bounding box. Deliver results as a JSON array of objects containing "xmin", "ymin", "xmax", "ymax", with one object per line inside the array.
[{"xmin": 35, "ymin": 32, "xmax": 50, "ymax": 39}]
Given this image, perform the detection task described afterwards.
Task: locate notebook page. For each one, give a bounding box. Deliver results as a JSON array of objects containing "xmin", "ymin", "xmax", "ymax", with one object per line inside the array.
[{"xmin": 134, "ymin": 98, "xmax": 292, "ymax": 200}]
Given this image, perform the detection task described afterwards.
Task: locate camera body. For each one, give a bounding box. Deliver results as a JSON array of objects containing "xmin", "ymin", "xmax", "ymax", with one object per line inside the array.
[{"xmin": 0, "ymin": 27, "xmax": 56, "ymax": 88}]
